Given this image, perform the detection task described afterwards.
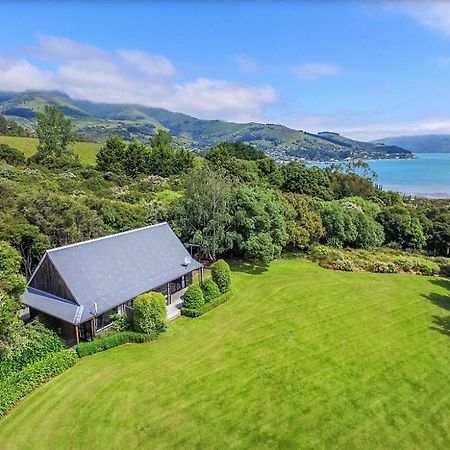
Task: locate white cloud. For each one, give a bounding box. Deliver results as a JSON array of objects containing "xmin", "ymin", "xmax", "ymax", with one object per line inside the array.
[
  {"xmin": 0, "ymin": 55, "xmax": 52, "ymax": 91},
  {"xmin": 341, "ymin": 117, "xmax": 450, "ymax": 141},
  {"xmin": 387, "ymin": 1, "xmax": 450, "ymax": 37},
  {"xmin": 117, "ymin": 49, "xmax": 176, "ymax": 78},
  {"xmin": 234, "ymin": 54, "xmax": 260, "ymax": 74},
  {"xmin": 294, "ymin": 62, "xmax": 339, "ymax": 81},
  {"xmin": 0, "ymin": 35, "xmax": 276, "ymax": 122}
]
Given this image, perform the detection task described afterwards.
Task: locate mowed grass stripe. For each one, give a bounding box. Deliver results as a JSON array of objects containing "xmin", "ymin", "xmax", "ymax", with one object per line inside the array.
[{"xmin": 0, "ymin": 259, "xmax": 449, "ymax": 449}]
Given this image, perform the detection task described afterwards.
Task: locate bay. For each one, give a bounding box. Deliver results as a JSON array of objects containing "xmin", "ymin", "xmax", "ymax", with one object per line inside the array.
[
  {"xmin": 309, "ymin": 153, "xmax": 450, "ymax": 198},
  {"xmin": 368, "ymin": 153, "xmax": 450, "ymax": 198}
]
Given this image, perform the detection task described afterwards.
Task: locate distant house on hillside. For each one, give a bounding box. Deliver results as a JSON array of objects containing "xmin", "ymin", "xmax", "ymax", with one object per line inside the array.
[{"xmin": 21, "ymin": 223, "xmax": 203, "ymax": 344}]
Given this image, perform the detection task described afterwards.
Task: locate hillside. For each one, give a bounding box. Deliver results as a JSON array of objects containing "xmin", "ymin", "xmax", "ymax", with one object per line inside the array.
[
  {"xmin": 0, "ymin": 135, "xmax": 101, "ymax": 165},
  {"xmin": 374, "ymin": 135, "xmax": 450, "ymax": 153},
  {"xmin": 0, "ymin": 91, "xmax": 412, "ymax": 161}
]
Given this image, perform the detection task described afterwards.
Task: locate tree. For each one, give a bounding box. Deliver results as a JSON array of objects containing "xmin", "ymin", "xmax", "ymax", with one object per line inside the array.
[
  {"xmin": 96, "ymin": 135, "xmax": 127, "ymax": 173},
  {"xmin": 18, "ymin": 192, "xmax": 109, "ymax": 247},
  {"xmin": 230, "ymin": 186, "xmax": 288, "ymax": 262},
  {"xmin": 0, "ymin": 217, "xmax": 50, "ymax": 278},
  {"xmin": 282, "ymin": 193, "xmax": 324, "ymax": 248},
  {"xmin": 256, "ymin": 158, "xmax": 283, "ymax": 187},
  {"xmin": 0, "ymin": 241, "xmax": 26, "ymax": 298},
  {"xmin": 0, "ymin": 242, "xmax": 27, "ymax": 357},
  {"xmin": 173, "ymin": 165, "xmax": 233, "ymax": 260},
  {"xmin": 282, "ymin": 162, "xmax": 333, "ymax": 200},
  {"xmin": 377, "ymin": 205, "xmax": 426, "ymax": 250},
  {"xmin": 133, "ymin": 292, "xmax": 166, "ymax": 334},
  {"xmin": 123, "ymin": 142, "xmax": 150, "ymax": 177},
  {"xmin": 320, "ymin": 202, "xmax": 384, "ymax": 249},
  {"xmin": 35, "ymin": 106, "xmax": 75, "ymax": 160},
  {"xmin": 206, "ymin": 142, "xmax": 265, "ymax": 162}
]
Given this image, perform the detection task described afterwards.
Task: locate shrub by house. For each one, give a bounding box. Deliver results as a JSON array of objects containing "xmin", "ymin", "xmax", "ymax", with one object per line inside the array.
[{"xmin": 133, "ymin": 292, "xmax": 166, "ymax": 334}]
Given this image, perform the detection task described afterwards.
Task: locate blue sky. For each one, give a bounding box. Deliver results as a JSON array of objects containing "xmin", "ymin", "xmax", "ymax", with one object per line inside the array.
[{"xmin": 1, "ymin": 1, "xmax": 450, "ymax": 139}]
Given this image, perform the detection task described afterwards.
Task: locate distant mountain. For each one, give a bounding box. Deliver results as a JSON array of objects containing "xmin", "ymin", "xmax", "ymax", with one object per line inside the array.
[
  {"xmin": 0, "ymin": 91, "xmax": 413, "ymax": 161},
  {"xmin": 373, "ymin": 135, "xmax": 450, "ymax": 153}
]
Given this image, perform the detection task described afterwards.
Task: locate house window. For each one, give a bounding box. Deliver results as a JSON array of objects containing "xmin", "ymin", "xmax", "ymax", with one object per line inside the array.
[
  {"xmin": 170, "ymin": 277, "xmax": 183, "ymax": 294},
  {"xmin": 95, "ymin": 308, "xmax": 117, "ymax": 332}
]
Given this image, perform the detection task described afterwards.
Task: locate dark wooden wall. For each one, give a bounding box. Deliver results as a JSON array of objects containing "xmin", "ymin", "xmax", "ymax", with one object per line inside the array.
[{"xmin": 30, "ymin": 255, "xmax": 77, "ymax": 303}]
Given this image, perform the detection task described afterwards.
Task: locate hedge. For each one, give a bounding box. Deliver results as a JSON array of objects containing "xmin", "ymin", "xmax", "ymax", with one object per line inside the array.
[
  {"xmin": 181, "ymin": 291, "xmax": 232, "ymax": 318},
  {"xmin": 75, "ymin": 331, "xmax": 158, "ymax": 357},
  {"xmin": 0, "ymin": 350, "xmax": 77, "ymax": 417}
]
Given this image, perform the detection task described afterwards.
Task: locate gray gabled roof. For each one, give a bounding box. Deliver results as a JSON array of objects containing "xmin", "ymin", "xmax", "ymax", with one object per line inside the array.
[{"xmin": 23, "ymin": 223, "xmax": 202, "ymax": 324}]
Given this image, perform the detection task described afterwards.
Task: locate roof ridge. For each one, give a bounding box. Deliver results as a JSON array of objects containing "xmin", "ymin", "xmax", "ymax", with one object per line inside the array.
[{"xmin": 47, "ymin": 222, "xmax": 168, "ymax": 253}]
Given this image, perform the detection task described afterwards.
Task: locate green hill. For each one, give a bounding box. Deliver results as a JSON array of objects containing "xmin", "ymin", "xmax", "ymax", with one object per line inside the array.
[
  {"xmin": 0, "ymin": 91, "xmax": 412, "ymax": 161},
  {"xmin": 374, "ymin": 135, "xmax": 450, "ymax": 153},
  {"xmin": 0, "ymin": 135, "xmax": 101, "ymax": 165}
]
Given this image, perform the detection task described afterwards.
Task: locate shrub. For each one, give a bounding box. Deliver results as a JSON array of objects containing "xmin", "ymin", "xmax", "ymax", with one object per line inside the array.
[
  {"xmin": 309, "ymin": 244, "xmax": 341, "ymax": 261},
  {"xmin": 0, "ymin": 350, "xmax": 77, "ymax": 417},
  {"xmin": 200, "ymin": 279, "xmax": 221, "ymax": 302},
  {"xmin": 438, "ymin": 263, "xmax": 450, "ymax": 278},
  {"xmin": 371, "ymin": 261, "xmax": 397, "ymax": 273},
  {"xmin": 75, "ymin": 331, "xmax": 157, "ymax": 357},
  {"xmin": 0, "ymin": 321, "xmax": 65, "ymax": 379},
  {"xmin": 211, "ymin": 259, "xmax": 231, "ymax": 293},
  {"xmin": 181, "ymin": 291, "xmax": 232, "ymax": 317},
  {"xmin": 394, "ymin": 258, "xmax": 413, "ymax": 272},
  {"xmin": 133, "ymin": 292, "xmax": 166, "ymax": 334},
  {"xmin": 182, "ymin": 285, "xmax": 205, "ymax": 309},
  {"xmin": 0, "ymin": 144, "xmax": 26, "ymax": 166},
  {"xmin": 110, "ymin": 313, "xmax": 130, "ymax": 332},
  {"xmin": 415, "ymin": 260, "xmax": 440, "ymax": 276},
  {"xmin": 332, "ymin": 259, "xmax": 355, "ymax": 272}
]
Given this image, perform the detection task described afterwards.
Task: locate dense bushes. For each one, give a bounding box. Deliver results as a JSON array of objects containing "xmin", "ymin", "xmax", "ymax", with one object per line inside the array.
[
  {"xmin": 0, "ymin": 144, "xmax": 26, "ymax": 166},
  {"xmin": 310, "ymin": 245, "xmax": 443, "ymax": 276},
  {"xmin": 75, "ymin": 331, "xmax": 157, "ymax": 357},
  {"xmin": 0, "ymin": 350, "xmax": 77, "ymax": 417},
  {"xmin": 182, "ymin": 285, "xmax": 205, "ymax": 309},
  {"xmin": 211, "ymin": 259, "xmax": 231, "ymax": 293},
  {"xmin": 200, "ymin": 279, "xmax": 221, "ymax": 302},
  {"xmin": 181, "ymin": 291, "xmax": 232, "ymax": 317},
  {"xmin": 133, "ymin": 292, "xmax": 166, "ymax": 334},
  {"xmin": 0, "ymin": 322, "xmax": 65, "ymax": 379}
]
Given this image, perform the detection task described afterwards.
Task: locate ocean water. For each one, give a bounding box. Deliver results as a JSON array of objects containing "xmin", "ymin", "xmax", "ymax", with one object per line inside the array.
[
  {"xmin": 368, "ymin": 153, "xmax": 450, "ymax": 198},
  {"xmin": 309, "ymin": 153, "xmax": 450, "ymax": 198}
]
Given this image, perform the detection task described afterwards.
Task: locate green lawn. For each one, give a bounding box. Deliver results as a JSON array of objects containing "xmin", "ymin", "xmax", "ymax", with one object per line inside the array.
[
  {"xmin": 1, "ymin": 259, "xmax": 450, "ymax": 449},
  {"xmin": 0, "ymin": 135, "xmax": 101, "ymax": 165}
]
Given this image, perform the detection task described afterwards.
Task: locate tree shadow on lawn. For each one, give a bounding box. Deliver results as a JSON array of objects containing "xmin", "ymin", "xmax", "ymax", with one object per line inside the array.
[
  {"xmin": 230, "ymin": 259, "xmax": 269, "ymax": 275},
  {"xmin": 430, "ymin": 315, "xmax": 450, "ymax": 336},
  {"xmin": 424, "ymin": 278, "xmax": 450, "ymax": 336}
]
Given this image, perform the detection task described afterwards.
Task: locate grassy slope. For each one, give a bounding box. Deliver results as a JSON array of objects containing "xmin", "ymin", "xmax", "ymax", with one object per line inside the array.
[
  {"xmin": 0, "ymin": 136, "xmax": 101, "ymax": 165},
  {"xmin": 1, "ymin": 259, "xmax": 449, "ymax": 449}
]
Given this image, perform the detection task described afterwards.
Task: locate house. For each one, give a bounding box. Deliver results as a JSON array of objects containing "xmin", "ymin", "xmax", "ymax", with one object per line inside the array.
[{"xmin": 22, "ymin": 223, "xmax": 203, "ymax": 344}]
